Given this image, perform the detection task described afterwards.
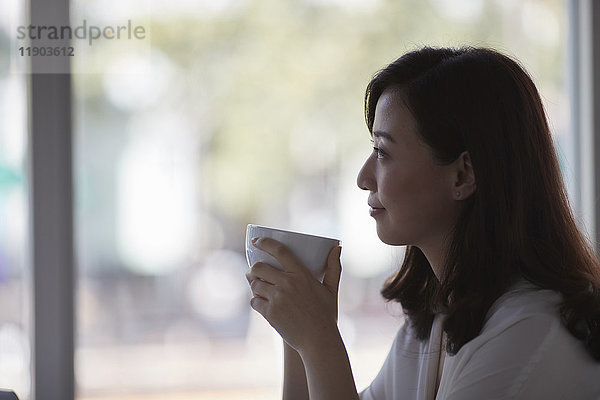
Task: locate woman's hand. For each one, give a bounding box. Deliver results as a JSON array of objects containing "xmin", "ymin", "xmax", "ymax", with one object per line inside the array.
[{"xmin": 245, "ymin": 237, "xmax": 343, "ymax": 354}]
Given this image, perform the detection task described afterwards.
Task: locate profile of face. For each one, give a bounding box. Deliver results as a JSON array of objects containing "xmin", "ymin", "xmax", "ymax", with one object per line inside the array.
[{"xmin": 356, "ymin": 88, "xmax": 474, "ymax": 253}]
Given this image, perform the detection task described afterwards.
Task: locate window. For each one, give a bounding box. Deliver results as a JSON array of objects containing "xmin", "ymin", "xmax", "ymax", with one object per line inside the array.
[{"xmin": 72, "ymin": 1, "xmax": 574, "ymax": 399}]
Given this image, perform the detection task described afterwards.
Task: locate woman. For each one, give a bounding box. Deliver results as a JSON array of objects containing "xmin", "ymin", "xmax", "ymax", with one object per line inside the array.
[{"xmin": 246, "ymin": 47, "xmax": 600, "ymax": 399}]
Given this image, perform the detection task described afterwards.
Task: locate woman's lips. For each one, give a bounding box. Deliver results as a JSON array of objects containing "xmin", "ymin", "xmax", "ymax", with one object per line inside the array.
[{"xmin": 369, "ymin": 207, "xmax": 385, "ymax": 217}]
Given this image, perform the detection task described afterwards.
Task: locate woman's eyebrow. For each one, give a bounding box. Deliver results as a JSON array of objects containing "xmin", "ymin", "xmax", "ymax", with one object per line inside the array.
[{"xmin": 372, "ymin": 130, "xmax": 396, "ymax": 143}]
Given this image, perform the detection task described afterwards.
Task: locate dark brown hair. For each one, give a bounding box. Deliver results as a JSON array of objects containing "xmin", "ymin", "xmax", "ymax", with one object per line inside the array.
[{"xmin": 365, "ymin": 47, "xmax": 600, "ymax": 359}]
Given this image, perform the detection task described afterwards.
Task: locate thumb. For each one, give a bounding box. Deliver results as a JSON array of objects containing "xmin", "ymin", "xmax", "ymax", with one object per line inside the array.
[{"xmin": 322, "ymin": 246, "xmax": 342, "ymax": 294}]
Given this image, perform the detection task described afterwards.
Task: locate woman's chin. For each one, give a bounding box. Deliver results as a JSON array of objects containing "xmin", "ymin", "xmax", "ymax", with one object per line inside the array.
[{"xmin": 375, "ymin": 228, "xmax": 408, "ymax": 246}]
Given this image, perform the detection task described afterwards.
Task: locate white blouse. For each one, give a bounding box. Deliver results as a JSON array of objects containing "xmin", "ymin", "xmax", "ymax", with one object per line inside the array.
[{"xmin": 359, "ymin": 281, "xmax": 600, "ymax": 400}]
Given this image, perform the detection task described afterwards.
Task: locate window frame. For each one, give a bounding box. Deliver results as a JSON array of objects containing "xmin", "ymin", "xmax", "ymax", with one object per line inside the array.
[
  {"xmin": 568, "ymin": 0, "xmax": 600, "ymax": 252},
  {"xmin": 28, "ymin": 0, "xmax": 74, "ymax": 399}
]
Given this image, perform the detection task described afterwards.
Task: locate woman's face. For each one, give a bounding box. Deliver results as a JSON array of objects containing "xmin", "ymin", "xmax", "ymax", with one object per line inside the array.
[{"xmin": 356, "ymin": 88, "xmax": 461, "ymax": 251}]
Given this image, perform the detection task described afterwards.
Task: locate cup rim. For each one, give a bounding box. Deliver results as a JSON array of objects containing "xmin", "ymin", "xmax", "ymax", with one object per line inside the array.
[{"xmin": 246, "ymin": 224, "xmax": 340, "ymax": 242}]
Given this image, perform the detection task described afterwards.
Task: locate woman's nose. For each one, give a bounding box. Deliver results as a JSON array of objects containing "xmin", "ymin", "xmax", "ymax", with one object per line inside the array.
[{"xmin": 357, "ymin": 156, "xmax": 374, "ymax": 191}]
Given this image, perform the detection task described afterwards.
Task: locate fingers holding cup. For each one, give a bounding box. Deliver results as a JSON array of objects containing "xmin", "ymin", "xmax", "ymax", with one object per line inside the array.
[
  {"xmin": 251, "ymin": 237, "xmax": 306, "ymax": 274},
  {"xmin": 249, "ymin": 277, "xmax": 275, "ymax": 300},
  {"xmin": 246, "ymin": 261, "xmax": 285, "ymax": 286}
]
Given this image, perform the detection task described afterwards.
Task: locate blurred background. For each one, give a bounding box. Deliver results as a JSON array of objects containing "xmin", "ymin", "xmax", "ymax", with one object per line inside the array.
[{"xmin": 0, "ymin": 0, "xmax": 581, "ymax": 399}]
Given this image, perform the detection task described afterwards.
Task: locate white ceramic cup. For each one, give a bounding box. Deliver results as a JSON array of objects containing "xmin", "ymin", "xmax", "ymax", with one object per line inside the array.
[{"xmin": 245, "ymin": 224, "xmax": 341, "ymax": 279}]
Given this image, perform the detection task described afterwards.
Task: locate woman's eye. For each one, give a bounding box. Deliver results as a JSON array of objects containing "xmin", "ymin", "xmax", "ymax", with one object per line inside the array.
[{"xmin": 373, "ymin": 146, "xmax": 386, "ymax": 159}]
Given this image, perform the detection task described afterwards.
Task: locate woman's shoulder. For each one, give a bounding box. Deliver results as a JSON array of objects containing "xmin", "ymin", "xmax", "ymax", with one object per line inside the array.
[
  {"xmin": 481, "ymin": 279, "xmax": 562, "ymax": 333},
  {"xmin": 462, "ymin": 278, "xmax": 598, "ymax": 370},
  {"xmin": 450, "ymin": 280, "xmax": 565, "ymax": 363},
  {"xmin": 439, "ymin": 280, "xmax": 600, "ymax": 399}
]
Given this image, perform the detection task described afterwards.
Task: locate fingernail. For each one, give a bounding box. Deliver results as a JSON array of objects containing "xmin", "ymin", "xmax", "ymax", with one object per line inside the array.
[{"xmin": 251, "ymin": 237, "xmax": 259, "ymax": 245}]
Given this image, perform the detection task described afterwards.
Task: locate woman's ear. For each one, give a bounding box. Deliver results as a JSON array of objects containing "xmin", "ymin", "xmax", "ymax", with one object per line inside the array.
[{"xmin": 453, "ymin": 151, "xmax": 476, "ymax": 200}]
